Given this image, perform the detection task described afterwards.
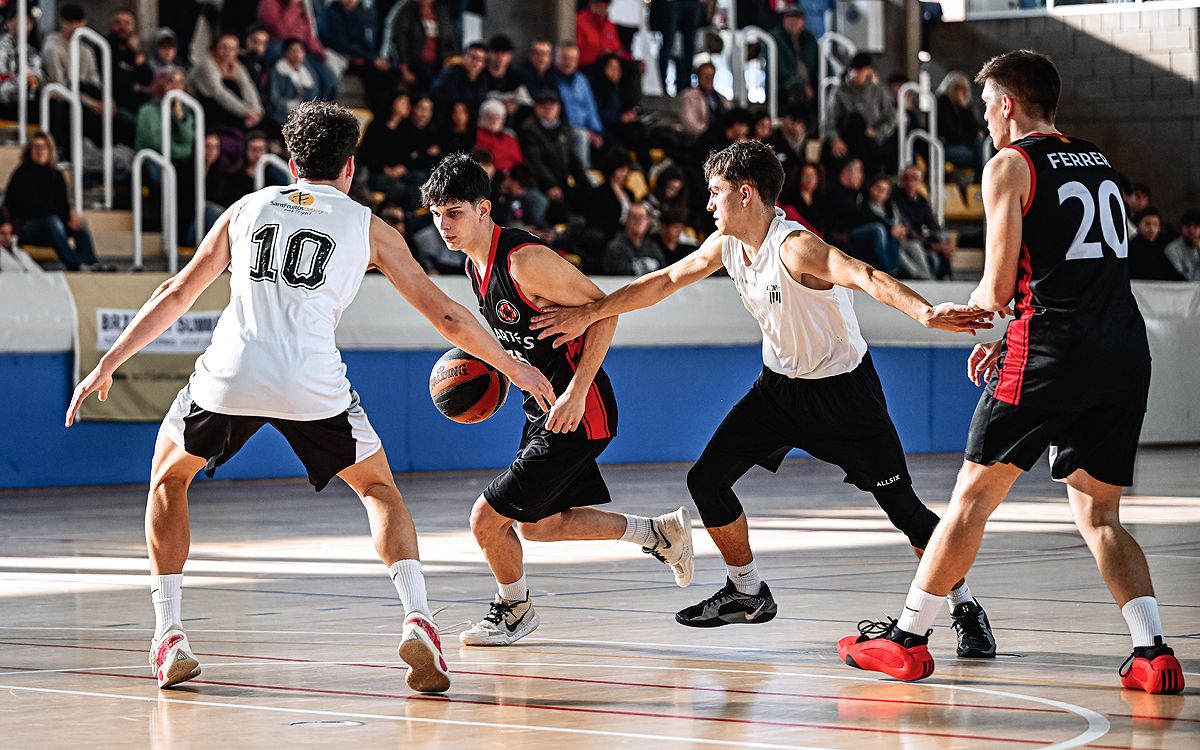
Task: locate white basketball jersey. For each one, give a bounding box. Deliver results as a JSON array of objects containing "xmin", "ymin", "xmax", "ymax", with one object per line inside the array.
[
  {"xmin": 190, "ymin": 183, "xmax": 372, "ymax": 420},
  {"xmin": 722, "ymin": 208, "xmax": 868, "ymax": 379}
]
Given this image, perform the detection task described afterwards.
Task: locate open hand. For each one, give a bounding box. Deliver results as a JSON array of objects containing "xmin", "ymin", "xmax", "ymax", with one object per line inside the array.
[
  {"xmin": 507, "ymin": 361, "xmax": 556, "ymax": 413},
  {"xmin": 968, "ymin": 340, "xmax": 1003, "ymax": 386},
  {"xmin": 530, "ymin": 305, "xmax": 591, "ymax": 348},
  {"xmin": 65, "ymin": 366, "xmax": 113, "ymax": 426},
  {"xmin": 921, "ymin": 302, "xmax": 995, "ymax": 334}
]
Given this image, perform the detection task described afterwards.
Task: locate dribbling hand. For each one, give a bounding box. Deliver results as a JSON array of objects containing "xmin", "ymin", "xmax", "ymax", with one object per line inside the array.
[
  {"xmin": 65, "ymin": 367, "xmax": 113, "ymax": 427},
  {"xmin": 508, "ymin": 362, "xmax": 557, "ymax": 413},
  {"xmin": 530, "ymin": 305, "xmax": 591, "ymax": 348},
  {"xmin": 968, "ymin": 340, "xmax": 1003, "ymax": 386},
  {"xmin": 922, "ymin": 303, "xmax": 995, "ymax": 334}
]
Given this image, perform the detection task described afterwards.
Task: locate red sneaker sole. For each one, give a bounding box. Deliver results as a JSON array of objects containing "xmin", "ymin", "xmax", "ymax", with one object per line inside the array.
[
  {"xmin": 1121, "ymin": 654, "xmax": 1185, "ymax": 694},
  {"xmin": 838, "ymin": 636, "xmax": 934, "ymax": 682}
]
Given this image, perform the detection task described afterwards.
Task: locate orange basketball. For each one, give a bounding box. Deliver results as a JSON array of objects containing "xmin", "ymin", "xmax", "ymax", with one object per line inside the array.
[{"xmin": 429, "ymin": 348, "xmax": 510, "ymax": 423}]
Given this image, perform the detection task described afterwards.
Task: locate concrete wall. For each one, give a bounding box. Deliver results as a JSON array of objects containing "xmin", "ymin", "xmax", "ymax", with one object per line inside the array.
[{"xmin": 925, "ymin": 9, "xmax": 1200, "ymax": 222}]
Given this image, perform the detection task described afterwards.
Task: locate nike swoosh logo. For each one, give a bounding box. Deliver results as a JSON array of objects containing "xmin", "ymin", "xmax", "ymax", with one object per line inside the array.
[
  {"xmin": 505, "ymin": 609, "xmax": 529, "ymax": 633},
  {"xmin": 736, "ymin": 571, "xmax": 753, "ymax": 577},
  {"xmin": 745, "ymin": 600, "xmax": 770, "ymax": 621}
]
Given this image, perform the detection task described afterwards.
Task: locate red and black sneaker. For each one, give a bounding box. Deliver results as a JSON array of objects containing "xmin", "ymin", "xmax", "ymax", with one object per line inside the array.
[
  {"xmin": 1119, "ymin": 637, "xmax": 1185, "ymax": 694},
  {"xmin": 838, "ymin": 618, "xmax": 935, "ymax": 682}
]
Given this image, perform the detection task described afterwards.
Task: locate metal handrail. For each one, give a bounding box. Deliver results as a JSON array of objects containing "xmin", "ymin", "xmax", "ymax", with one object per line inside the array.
[
  {"xmin": 39, "ymin": 83, "xmax": 76, "ymax": 133},
  {"xmin": 69, "ymin": 27, "xmax": 114, "ymax": 210},
  {"xmin": 161, "ymin": 90, "xmax": 206, "ymax": 248},
  {"xmin": 16, "ymin": 0, "xmax": 28, "ymax": 145},
  {"xmin": 255, "ymin": 153, "xmax": 293, "ymax": 190},
  {"xmin": 740, "ymin": 26, "xmax": 778, "ymax": 123},
  {"xmin": 906, "ymin": 131, "xmax": 946, "ymax": 226},
  {"xmin": 896, "ymin": 81, "xmax": 920, "ymax": 173},
  {"xmin": 817, "ymin": 32, "xmax": 856, "ymax": 140},
  {"xmin": 132, "ymin": 149, "xmax": 178, "ymax": 273}
]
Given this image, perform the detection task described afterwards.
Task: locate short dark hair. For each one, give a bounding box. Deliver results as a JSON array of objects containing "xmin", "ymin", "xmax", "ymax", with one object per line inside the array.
[
  {"xmin": 660, "ymin": 207, "xmax": 688, "ymax": 226},
  {"xmin": 1181, "ymin": 209, "xmax": 1200, "ymax": 227},
  {"xmin": 849, "ymin": 52, "xmax": 873, "ymax": 70},
  {"xmin": 470, "ymin": 148, "xmax": 494, "ymax": 167},
  {"xmin": 488, "ymin": 34, "xmax": 514, "ymax": 53},
  {"xmin": 703, "ymin": 140, "xmax": 785, "ymax": 206},
  {"xmin": 1131, "ymin": 182, "xmax": 1151, "ymax": 196},
  {"xmin": 466, "ymin": 42, "xmax": 488, "ymax": 55},
  {"xmin": 421, "ymin": 152, "xmax": 492, "ymax": 207},
  {"xmin": 281, "ymin": 37, "xmax": 306, "ymax": 54},
  {"xmin": 507, "ymin": 163, "xmax": 534, "ymax": 188},
  {"xmin": 60, "ymin": 4, "xmax": 85, "ymax": 21},
  {"xmin": 974, "ymin": 49, "xmax": 1060, "ymax": 121},
  {"xmin": 1139, "ymin": 206, "xmax": 1161, "ymax": 221},
  {"xmin": 281, "ymin": 102, "xmax": 360, "ymax": 180}
]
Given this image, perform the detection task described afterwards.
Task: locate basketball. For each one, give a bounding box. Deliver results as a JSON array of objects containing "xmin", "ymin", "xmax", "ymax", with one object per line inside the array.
[{"xmin": 428, "ymin": 348, "xmax": 510, "ymax": 423}]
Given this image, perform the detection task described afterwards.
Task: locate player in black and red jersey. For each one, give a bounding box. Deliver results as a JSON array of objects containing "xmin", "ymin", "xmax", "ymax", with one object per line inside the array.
[
  {"xmin": 837, "ymin": 50, "xmax": 1184, "ymax": 693},
  {"xmin": 420, "ymin": 153, "xmax": 694, "ymax": 646}
]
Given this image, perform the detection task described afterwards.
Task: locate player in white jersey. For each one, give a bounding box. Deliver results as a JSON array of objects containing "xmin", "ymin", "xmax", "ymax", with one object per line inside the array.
[
  {"xmin": 532, "ymin": 141, "xmax": 999, "ymax": 655},
  {"xmin": 65, "ymin": 103, "xmax": 555, "ymax": 694}
]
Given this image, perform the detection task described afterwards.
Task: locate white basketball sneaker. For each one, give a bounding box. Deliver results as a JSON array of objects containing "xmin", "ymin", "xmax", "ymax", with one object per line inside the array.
[
  {"xmin": 459, "ymin": 596, "xmax": 540, "ymax": 646},
  {"xmin": 645, "ymin": 506, "xmax": 695, "ymax": 587},
  {"xmin": 149, "ymin": 625, "xmax": 201, "ymax": 689},
  {"xmin": 398, "ymin": 612, "xmax": 451, "ymax": 693}
]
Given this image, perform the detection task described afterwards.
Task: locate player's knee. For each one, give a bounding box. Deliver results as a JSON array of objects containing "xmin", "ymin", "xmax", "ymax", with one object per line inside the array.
[
  {"xmin": 687, "ymin": 462, "xmax": 742, "ymax": 528},
  {"xmin": 1071, "ymin": 500, "xmax": 1120, "ymax": 533},
  {"xmin": 516, "ymin": 515, "xmax": 563, "ymax": 542},
  {"xmin": 874, "ymin": 485, "xmax": 939, "ymax": 548},
  {"xmin": 470, "ymin": 496, "xmax": 507, "ymax": 541}
]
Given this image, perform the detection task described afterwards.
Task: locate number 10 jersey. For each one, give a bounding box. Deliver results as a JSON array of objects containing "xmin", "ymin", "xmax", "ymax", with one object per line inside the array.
[
  {"xmin": 991, "ymin": 133, "xmax": 1150, "ymax": 411},
  {"xmin": 191, "ymin": 183, "xmax": 372, "ymax": 420}
]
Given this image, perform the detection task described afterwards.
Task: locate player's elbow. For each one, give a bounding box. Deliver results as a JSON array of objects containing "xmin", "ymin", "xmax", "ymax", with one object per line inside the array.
[{"xmin": 432, "ymin": 307, "xmax": 467, "ymax": 338}]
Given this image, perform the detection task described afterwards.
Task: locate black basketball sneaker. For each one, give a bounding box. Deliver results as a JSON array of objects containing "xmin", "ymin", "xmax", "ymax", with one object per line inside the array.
[
  {"xmin": 675, "ymin": 578, "xmax": 777, "ymax": 627},
  {"xmin": 951, "ymin": 600, "xmax": 997, "ymax": 658}
]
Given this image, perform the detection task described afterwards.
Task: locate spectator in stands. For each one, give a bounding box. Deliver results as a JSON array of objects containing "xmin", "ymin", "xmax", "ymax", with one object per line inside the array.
[
  {"xmin": 240, "ymin": 26, "xmax": 272, "ymax": 102},
  {"xmin": 937, "ymin": 71, "xmax": 984, "ymax": 173},
  {"xmin": 257, "ymin": 0, "xmax": 339, "ymax": 100},
  {"xmin": 1129, "ymin": 208, "xmax": 1184, "ymax": 281},
  {"xmin": 493, "ymin": 163, "xmax": 550, "ymax": 229},
  {"xmin": 780, "ymin": 162, "xmax": 827, "ymax": 235},
  {"xmin": 698, "ymin": 107, "xmax": 752, "ymax": 156},
  {"xmin": 588, "ymin": 148, "xmax": 634, "ymax": 240},
  {"xmin": 1164, "ymin": 209, "xmax": 1200, "ymax": 280},
  {"xmin": 830, "ymin": 53, "xmax": 894, "ymax": 178},
  {"xmin": 42, "ymin": 4, "xmax": 104, "ymax": 147},
  {"xmin": 159, "ymin": 0, "xmax": 203, "ymax": 68},
  {"xmin": 148, "ymin": 28, "xmax": 180, "ymax": 75},
  {"xmin": 378, "ymin": 199, "xmax": 409, "ymax": 240},
  {"xmin": 359, "ymin": 91, "xmax": 423, "ymax": 207},
  {"xmin": 555, "ymin": 42, "xmax": 604, "ymax": 172},
  {"xmin": 679, "ymin": 62, "xmax": 728, "ymax": 140},
  {"xmin": 135, "ymin": 68, "xmax": 195, "ymax": 165},
  {"xmin": 859, "ymin": 174, "xmax": 905, "ymax": 276},
  {"xmin": 433, "ymin": 42, "xmax": 489, "ymax": 114},
  {"xmin": 191, "ymin": 33, "xmax": 265, "ymax": 163},
  {"xmin": 214, "ymin": 131, "xmax": 287, "ymax": 207},
  {"xmin": 589, "ymin": 52, "xmax": 651, "ymax": 171},
  {"xmin": 475, "ymin": 98, "xmax": 525, "ymax": 172},
  {"xmin": 652, "ymin": 0, "xmax": 703, "ymax": 95},
  {"xmin": 3, "ymin": 131, "xmax": 104, "ymax": 271},
  {"xmin": 751, "ymin": 111, "xmax": 773, "ymax": 142},
  {"xmin": 893, "ymin": 164, "xmax": 952, "ymax": 279},
  {"xmin": 1128, "ymin": 183, "xmax": 1152, "ymax": 229},
  {"xmin": 0, "ymin": 217, "xmax": 44, "ymax": 273},
  {"xmin": 646, "ymin": 166, "xmax": 689, "ymax": 223},
  {"xmin": 519, "ymin": 39, "xmax": 557, "ymax": 103},
  {"xmin": 483, "ymin": 35, "xmax": 525, "ymax": 103},
  {"xmin": 320, "ymin": 0, "xmax": 398, "ymax": 109},
  {"xmin": 402, "ymin": 94, "xmax": 442, "ymax": 174},
  {"xmin": 107, "ymin": 7, "xmax": 153, "ymax": 144},
  {"xmin": 0, "ymin": 12, "xmax": 42, "ymax": 122},
  {"xmin": 269, "ymin": 39, "xmax": 321, "ymax": 128},
  {"xmin": 605, "ymin": 202, "xmax": 663, "ymax": 275},
  {"xmin": 770, "ymin": 6, "xmax": 818, "ymax": 110},
  {"xmin": 824, "ymin": 157, "xmax": 886, "ymax": 267},
  {"xmin": 387, "ymin": 0, "xmax": 457, "ymax": 91},
  {"xmin": 203, "ymin": 132, "xmax": 233, "ymax": 214},
  {"xmin": 473, "ymin": 147, "xmax": 498, "ymax": 181},
  {"xmin": 645, "ymin": 206, "xmax": 692, "ymax": 266},
  {"xmin": 576, "ymin": 0, "xmax": 630, "ymax": 69},
  {"xmin": 518, "ymin": 89, "xmax": 585, "ymax": 216},
  {"xmin": 736, "ymin": 0, "xmax": 780, "ymax": 30},
  {"xmin": 440, "ymin": 100, "xmax": 477, "ymax": 154},
  {"xmin": 766, "ymin": 102, "xmax": 810, "ymax": 175}
]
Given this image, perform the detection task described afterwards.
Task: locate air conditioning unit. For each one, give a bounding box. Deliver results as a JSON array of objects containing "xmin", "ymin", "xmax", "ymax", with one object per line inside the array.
[{"xmin": 837, "ymin": 0, "xmax": 885, "ymax": 53}]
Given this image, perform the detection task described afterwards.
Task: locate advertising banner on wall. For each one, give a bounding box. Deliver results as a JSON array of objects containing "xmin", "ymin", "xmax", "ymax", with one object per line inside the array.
[{"xmin": 66, "ymin": 273, "xmax": 230, "ymax": 422}]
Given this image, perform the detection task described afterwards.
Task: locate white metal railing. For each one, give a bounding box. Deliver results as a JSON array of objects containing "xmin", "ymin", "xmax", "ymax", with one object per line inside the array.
[
  {"xmin": 39, "ymin": 83, "xmax": 76, "ymax": 134},
  {"xmin": 817, "ymin": 32, "xmax": 856, "ymax": 140},
  {"xmin": 69, "ymin": 27, "xmax": 113, "ymax": 211},
  {"xmin": 738, "ymin": 26, "xmax": 778, "ymax": 123},
  {"xmin": 896, "ymin": 58, "xmax": 946, "ymax": 224},
  {"xmin": 908, "ymin": 131, "xmax": 945, "ymax": 226},
  {"xmin": 132, "ymin": 150, "xmax": 178, "ymax": 273},
  {"xmin": 161, "ymin": 90, "xmax": 206, "ymax": 247},
  {"xmin": 16, "ymin": 0, "xmax": 28, "ymax": 145},
  {"xmin": 255, "ymin": 153, "xmax": 292, "ymax": 190}
]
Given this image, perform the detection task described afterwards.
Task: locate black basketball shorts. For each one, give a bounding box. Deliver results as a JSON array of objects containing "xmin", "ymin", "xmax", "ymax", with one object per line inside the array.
[
  {"xmin": 702, "ymin": 354, "xmax": 912, "ymax": 492},
  {"xmin": 159, "ymin": 385, "xmax": 382, "ymax": 491},
  {"xmin": 965, "ymin": 393, "xmax": 1144, "ymax": 487},
  {"xmin": 483, "ymin": 417, "xmax": 613, "ymax": 523}
]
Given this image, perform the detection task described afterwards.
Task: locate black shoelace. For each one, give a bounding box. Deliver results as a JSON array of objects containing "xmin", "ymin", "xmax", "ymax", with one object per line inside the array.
[
  {"xmin": 641, "ymin": 520, "xmax": 669, "ymax": 563},
  {"xmin": 1118, "ymin": 653, "xmax": 1135, "ymax": 678},
  {"xmin": 856, "ymin": 617, "xmax": 897, "ymax": 638},
  {"xmin": 483, "ymin": 599, "xmax": 518, "ymax": 626}
]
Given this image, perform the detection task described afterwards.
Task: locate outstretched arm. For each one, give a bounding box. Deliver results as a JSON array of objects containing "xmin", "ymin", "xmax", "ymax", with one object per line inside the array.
[
  {"xmin": 510, "ymin": 245, "xmax": 614, "ymax": 433},
  {"xmin": 368, "ymin": 215, "xmax": 556, "ymax": 411},
  {"xmin": 530, "ymin": 230, "xmax": 725, "ymax": 347},
  {"xmin": 66, "ymin": 206, "xmax": 238, "ymax": 426},
  {"xmin": 780, "ymin": 229, "xmax": 994, "ymax": 333}
]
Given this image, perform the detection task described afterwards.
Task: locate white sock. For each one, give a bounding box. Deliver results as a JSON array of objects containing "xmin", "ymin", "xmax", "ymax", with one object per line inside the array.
[
  {"xmin": 897, "ymin": 583, "xmax": 942, "ymax": 636},
  {"xmin": 620, "ymin": 514, "xmax": 657, "ymax": 547},
  {"xmin": 151, "ymin": 573, "xmax": 182, "ymax": 638},
  {"xmin": 1121, "ymin": 596, "xmax": 1164, "ymax": 648},
  {"xmin": 388, "ymin": 560, "xmax": 431, "ymax": 618},
  {"xmin": 497, "ymin": 575, "xmax": 529, "ymax": 602},
  {"xmin": 727, "ymin": 561, "xmax": 762, "ymax": 595},
  {"xmin": 946, "ymin": 582, "xmax": 974, "ymax": 610}
]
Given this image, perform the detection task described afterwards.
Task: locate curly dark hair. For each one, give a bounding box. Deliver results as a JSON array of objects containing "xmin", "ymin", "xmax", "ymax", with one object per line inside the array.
[
  {"xmin": 281, "ymin": 101, "xmax": 360, "ymax": 181},
  {"xmin": 419, "ymin": 152, "xmax": 491, "ymax": 208},
  {"xmin": 702, "ymin": 140, "xmax": 785, "ymax": 206}
]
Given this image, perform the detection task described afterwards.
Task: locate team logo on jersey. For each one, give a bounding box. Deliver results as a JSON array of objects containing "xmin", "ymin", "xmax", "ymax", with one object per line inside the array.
[
  {"xmin": 279, "ymin": 189, "xmax": 315, "ymax": 206},
  {"xmin": 767, "ymin": 284, "xmax": 782, "ymax": 304},
  {"xmin": 495, "ymin": 299, "xmax": 521, "ymax": 324}
]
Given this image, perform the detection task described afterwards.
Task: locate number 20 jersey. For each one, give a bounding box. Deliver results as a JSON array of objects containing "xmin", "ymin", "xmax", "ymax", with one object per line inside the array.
[
  {"xmin": 191, "ymin": 183, "xmax": 372, "ymax": 420},
  {"xmin": 990, "ymin": 133, "xmax": 1150, "ymax": 411}
]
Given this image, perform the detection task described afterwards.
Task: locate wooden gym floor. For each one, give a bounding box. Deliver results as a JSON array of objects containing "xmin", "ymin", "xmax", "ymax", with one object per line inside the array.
[{"xmin": 0, "ymin": 448, "xmax": 1195, "ymax": 748}]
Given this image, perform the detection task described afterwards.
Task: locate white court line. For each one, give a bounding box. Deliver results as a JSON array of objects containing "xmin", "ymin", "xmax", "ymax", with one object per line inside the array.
[
  {"xmin": 0, "ymin": 684, "xmax": 833, "ymax": 750},
  {"xmin": 452, "ymin": 659, "xmax": 1111, "ymax": 750},
  {"xmin": 0, "ymin": 662, "xmax": 412, "ymax": 677}
]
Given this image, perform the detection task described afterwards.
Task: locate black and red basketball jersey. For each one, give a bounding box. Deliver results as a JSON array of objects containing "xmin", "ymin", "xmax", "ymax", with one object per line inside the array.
[
  {"xmin": 467, "ymin": 224, "xmax": 617, "ymax": 439},
  {"xmin": 989, "ymin": 133, "xmax": 1150, "ymax": 411}
]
